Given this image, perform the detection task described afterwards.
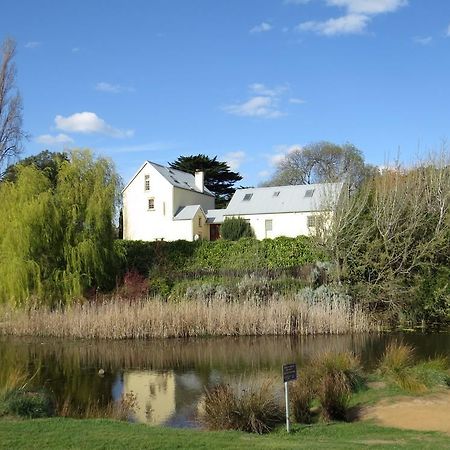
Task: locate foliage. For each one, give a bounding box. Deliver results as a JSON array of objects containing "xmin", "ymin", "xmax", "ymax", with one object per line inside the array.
[
  {"xmin": 262, "ymin": 141, "xmax": 375, "ymax": 191},
  {"xmin": 169, "ymin": 154, "xmax": 242, "ymax": 207},
  {"xmin": 201, "ymin": 380, "xmax": 283, "ymax": 434},
  {"xmin": 0, "ymin": 38, "xmax": 26, "ymax": 177},
  {"xmin": 1, "ymin": 150, "xmax": 69, "ymax": 185},
  {"xmin": 3, "ymin": 389, "xmax": 54, "ymax": 418},
  {"xmin": 114, "ymin": 236, "xmax": 324, "ymax": 278},
  {"xmin": 290, "ymin": 368, "xmax": 316, "ymax": 424},
  {"xmin": 324, "ymin": 154, "xmax": 450, "ymax": 326},
  {"xmin": 0, "ymin": 149, "xmax": 120, "ymax": 307},
  {"xmin": 378, "ymin": 342, "xmax": 450, "ymax": 393},
  {"xmin": 220, "ymin": 217, "xmax": 254, "ymax": 240}
]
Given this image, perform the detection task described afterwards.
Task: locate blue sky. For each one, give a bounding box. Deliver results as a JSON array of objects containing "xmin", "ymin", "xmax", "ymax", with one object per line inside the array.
[{"xmin": 2, "ymin": 0, "xmax": 450, "ymax": 186}]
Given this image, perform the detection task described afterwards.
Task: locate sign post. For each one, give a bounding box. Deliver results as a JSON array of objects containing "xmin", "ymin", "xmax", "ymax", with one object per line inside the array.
[{"xmin": 282, "ymin": 363, "xmax": 297, "ymax": 433}]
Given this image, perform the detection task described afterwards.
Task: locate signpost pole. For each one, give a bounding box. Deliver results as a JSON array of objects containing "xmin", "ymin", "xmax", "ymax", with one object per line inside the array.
[{"xmin": 284, "ymin": 380, "xmax": 290, "ymax": 433}]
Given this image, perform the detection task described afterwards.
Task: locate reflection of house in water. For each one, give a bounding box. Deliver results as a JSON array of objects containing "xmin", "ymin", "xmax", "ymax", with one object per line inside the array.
[{"xmin": 123, "ymin": 371, "xmax": 176, "ymax": 425}]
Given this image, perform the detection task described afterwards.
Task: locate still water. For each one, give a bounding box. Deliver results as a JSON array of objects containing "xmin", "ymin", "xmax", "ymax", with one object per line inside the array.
[{"xmin": 1, "ymin": 333, "xmax": 448, "ymax": 427}]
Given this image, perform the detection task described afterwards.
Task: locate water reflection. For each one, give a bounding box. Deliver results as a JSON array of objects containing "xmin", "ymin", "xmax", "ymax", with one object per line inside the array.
[{"xmin": 1, "ymin": 333, "xmax": 448, "ymax": 427}]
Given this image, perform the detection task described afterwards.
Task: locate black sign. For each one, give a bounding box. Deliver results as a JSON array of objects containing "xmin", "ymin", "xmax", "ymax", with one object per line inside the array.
[{"xmin": 283, "ymin": 363, "xmax": 297, "ymax": 383}]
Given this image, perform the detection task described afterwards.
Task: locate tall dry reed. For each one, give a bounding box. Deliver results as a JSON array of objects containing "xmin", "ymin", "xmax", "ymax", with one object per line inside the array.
[{"xmin": 0, "ymin": 294, "xmax": 374, "ymax": 339}]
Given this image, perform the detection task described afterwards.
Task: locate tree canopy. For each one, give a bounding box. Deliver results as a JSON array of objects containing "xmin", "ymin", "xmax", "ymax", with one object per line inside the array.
[
  {"xmin": 1, "ymin": 150, "xmax": 69, "ymax": 185},
  {"xmin": 0, "ymin": 149, "xmax": 120, "ymax": 307},
  {"xmin": 263, "ymin": 142, "xmax": 376, "ymax": 191},
  {"xmin": 169, "ymin": 154, "xmax": 242, "ymax": 207}
]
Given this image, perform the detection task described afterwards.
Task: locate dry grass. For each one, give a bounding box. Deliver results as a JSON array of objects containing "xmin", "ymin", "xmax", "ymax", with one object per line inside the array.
[
  {"xmin": 200, "ymin": 379, "xmax": 283, "ymax": 434},
  {"xmin": 0, "ymin": 295, "xmax": 374, "ymax": 339}
]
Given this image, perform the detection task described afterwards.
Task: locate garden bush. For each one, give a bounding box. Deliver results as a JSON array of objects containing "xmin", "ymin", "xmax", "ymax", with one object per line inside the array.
[
  {"xmin": 4, "ymin": 389, "xmax": 54, "ymax": 418},
  {"xmin": 220, "ymin": 217, "xmax": 254, "ymax": 240}
]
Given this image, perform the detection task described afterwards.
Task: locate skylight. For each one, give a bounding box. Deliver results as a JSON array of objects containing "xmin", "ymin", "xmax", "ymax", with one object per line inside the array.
[
  {"xmin": 304, "ymin": 189, "xmax": 315, "ymax": 198},
  {"xmin": 273, "ymin": 191, "xmax": 280, "ymax": 197},
  {"xmin": 243, "ymin": 193, "xmax": 253, "ymax": 201}
]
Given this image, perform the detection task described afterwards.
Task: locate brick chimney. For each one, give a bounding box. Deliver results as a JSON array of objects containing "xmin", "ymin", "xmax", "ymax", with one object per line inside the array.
[{"xmin": 195, "ymin": 170, "xmax": 204, "ymax": 193}]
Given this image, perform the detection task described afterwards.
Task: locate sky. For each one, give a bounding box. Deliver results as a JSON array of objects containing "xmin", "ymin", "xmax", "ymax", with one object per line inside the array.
[{"xmin": 2, "ymin": 0, "xmax": 450, "ymax": 186}]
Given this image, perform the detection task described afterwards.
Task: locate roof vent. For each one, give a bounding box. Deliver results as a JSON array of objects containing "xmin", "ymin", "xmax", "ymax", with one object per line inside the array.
[
  {"xmin": 304, "ymin": 189, "xmax": 315, "ymax": 198},
  {"xmin": 243, "ymin": 193, "xmax": 253, "ymax": 201}
]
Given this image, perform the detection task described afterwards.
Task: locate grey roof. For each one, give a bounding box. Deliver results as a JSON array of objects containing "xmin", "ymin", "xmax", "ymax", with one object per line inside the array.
[
  {"xmin": 173, "ymin": 205, "xmax": 205, "ymax": 221},
  {"xmin": 223, "ymin": 182, "xmax": 344, "ymax": 216},
  {"xmin": 206, "ymin": 208, "xmax": 227, "ymax": 224},
  {"xmin": 149, "ymin": 162, "xmax": 215, "ymax": 197}
]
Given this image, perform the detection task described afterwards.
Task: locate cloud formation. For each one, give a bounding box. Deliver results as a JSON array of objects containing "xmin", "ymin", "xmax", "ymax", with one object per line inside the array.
[
  {"xmin": 24, "ymin": 41, "xmax": 41, "ymax": 48},
  {"xmin": 221, "ymin": 151, "xmax": 246, "ymax": 171},
  {"xmin": 223, "ymin": 83, "xmax": 297, "ymax": 119},
  {"xmin": 95, "ymin": 82, "xmax": 135, "ymax": 94},
  {"xmin": 413, "ymin": 36, "xmax": 432, "ymax": 45},
  {"xmin": 250, "ymin": 22, "xmax": 273, "ymax": 34},
  {"xmin": 55, "ymin": 112, "xmax": 134, "ymax": 138},
  {"xmin": 35, "ymin": 133, "xmax": 74, "ymax": 146},
  {"xmin": 297, "ymin": 0, "xmax": 407, "ymax": 36}
]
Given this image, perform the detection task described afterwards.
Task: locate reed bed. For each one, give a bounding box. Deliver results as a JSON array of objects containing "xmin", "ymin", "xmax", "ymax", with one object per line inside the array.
[{"xmin": 0, "ymin": 295, "xmax": 374, "ymax": 339}]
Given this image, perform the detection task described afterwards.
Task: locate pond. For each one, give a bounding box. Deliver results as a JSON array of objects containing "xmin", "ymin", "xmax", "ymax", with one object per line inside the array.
[{"xmin": 1, "ymin": 333, "xmax": 449, "ymax": 427}]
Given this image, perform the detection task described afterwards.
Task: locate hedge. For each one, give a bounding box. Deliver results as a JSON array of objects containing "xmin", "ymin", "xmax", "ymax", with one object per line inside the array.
[{"xmin": 114, "ymin": 236, "xmax": 325, "ymax": 277}]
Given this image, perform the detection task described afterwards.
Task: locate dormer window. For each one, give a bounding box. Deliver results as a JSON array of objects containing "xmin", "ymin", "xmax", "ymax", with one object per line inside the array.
[
  {"xmin": 243, "ymin": 193, "xmax": 253, "ymax": 201},
  {"xmin": 144, "ymin": 175, "xmax": 150, "ymax": 191}
]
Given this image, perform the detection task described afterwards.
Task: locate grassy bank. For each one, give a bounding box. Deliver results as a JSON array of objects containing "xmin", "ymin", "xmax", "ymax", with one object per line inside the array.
[
  {"xmin": 0, "ymin": 418, "xmax": 449, "ymax": 449},
  {"xmin": 0, "ymin": 294, "xmax": 373, "ymax": 339}
]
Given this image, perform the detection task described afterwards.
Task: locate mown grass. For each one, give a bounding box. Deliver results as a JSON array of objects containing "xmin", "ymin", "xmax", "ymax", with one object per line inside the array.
[{"xmin": 1, "ymin": 418, "xmax": 449, "ymax": 450}]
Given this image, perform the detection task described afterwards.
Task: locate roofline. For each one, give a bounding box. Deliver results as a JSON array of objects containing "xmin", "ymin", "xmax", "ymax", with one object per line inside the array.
[
  {"xmin": 234, "ymin": 181, "xmax": 344, "ymax": 192},
  {"xmin": 223, "ymin": 208, "xmax": 331, "ymax": 217},
  {"xmin": 121, "ymin": 161, "xmax": 150, "ymax": 193}
]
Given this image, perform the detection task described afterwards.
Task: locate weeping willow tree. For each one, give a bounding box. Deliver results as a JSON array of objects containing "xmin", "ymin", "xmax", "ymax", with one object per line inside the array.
[{"xmin": 0, "ymin": 149, "xmax": 120, "ymax": 307}]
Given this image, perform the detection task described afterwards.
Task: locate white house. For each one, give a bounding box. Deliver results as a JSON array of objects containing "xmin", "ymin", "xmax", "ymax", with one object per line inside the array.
[
  {"xmin": 208, "ymin": 183, "xmax": 344, "ymax": 240},
  {"xmin": 123, "ymin": 160, "xmax": 343, "ymax": 242},
  {"xmin": 122, "ymin": 161, "xmax": 215, "ymax": 241}
]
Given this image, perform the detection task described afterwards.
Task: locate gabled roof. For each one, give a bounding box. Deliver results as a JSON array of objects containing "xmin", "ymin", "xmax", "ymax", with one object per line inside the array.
[
  {"xmin": 122, "ymin": 161, "xmax": 215, "ymax": 197},
  {"xmin": 173, "ymin": 205, "xmax": 205, "ymax": 221},
  {"xmin": 206, "ymin": 208, "xmax": 227, "ymax": 224},
  {"xmin": 223, "ymin": 182, "xmax": 344, "ymax": 216}
]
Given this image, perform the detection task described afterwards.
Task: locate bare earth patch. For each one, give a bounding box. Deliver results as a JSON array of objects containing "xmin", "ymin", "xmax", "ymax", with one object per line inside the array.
[{"xmin": 362, "ymin": 391, "xmax": 450, "ymax": 435}]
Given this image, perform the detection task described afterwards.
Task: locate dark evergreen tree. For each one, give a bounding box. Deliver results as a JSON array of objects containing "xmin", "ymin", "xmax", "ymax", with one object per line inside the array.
[{"xmin": 169, "ymin": 154, "xmax": 242, "ymax": 208}]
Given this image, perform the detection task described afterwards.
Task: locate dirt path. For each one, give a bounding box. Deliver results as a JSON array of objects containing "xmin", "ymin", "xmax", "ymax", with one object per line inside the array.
[{"xmin": 362, "ymin": 391, "xmax": 450, "ymax": 434}]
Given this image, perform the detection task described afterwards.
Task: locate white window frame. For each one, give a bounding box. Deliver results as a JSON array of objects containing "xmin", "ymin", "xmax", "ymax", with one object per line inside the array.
[
  {"xmin": 148, "ymin": 198, "xmax": 155, "ymax": 210},
  {"xmin": 144, "ymin": 175, "xmax": 150, "ymax": 191}
]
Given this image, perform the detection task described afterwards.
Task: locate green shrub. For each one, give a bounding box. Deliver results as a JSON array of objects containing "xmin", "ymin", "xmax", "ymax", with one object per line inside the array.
[
  {"xmin": 201, "ymin": 380, "xmax": 283, "ymax": 434},
  {"xmin": 5, "ymin": 389, "xmax": 54, "ymax": 418},
  {"xmin": 221, "ymin": 217, "xmax": 254, "ymax": 241},
  {"xmin": 148, "ymin": 276, "xmax": 173, "ymax": 298}
]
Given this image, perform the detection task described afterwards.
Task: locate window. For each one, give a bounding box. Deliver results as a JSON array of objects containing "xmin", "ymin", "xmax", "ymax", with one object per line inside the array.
[
  {"xmin": 265, "ymin": 219, "xmax": 273, "ymax": 231},
  {"xmin": 144, "ymin": 175, "xmax": 150, "ymax": 191},
  {"xmin": 273, "ymin": 191, "xmax": 280, "ymax": 197},
  {"xmin": 243, "ymin": 193, "xmax": 253, "ymax": 201},
  {"xmin": 148, "ymin": 198, "xmax": 155, "ymax": 210},
  {"xmin": 307, "ymin": 215, "xmax": 323, "ymax": 228},
  {"xmin": 304, "ymin": 189, "xmax": 315, "ymax": 198},
  {"xmin": 198, "ymin": 217, "xmax": 202, "ymax": 227}
]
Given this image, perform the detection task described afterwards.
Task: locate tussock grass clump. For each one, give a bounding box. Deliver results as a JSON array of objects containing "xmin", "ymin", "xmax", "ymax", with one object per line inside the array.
[
  {"xmin": 312, "ymin": 351, "xmax": 364, "ymax": 421},
  {"xmin": 200, "ymin": 380, "xmax": 283, "ymax": 434},
  {"xmin": 290, "ymin": 368, "xmax": 316, "ymax": 424},
  {"xmin": 3, "ymin": 389, "xmax": 54, "ymax": 418},
  {"xmin": 378, "ymin": 341, "xmax": 450, "ymax": 393}
]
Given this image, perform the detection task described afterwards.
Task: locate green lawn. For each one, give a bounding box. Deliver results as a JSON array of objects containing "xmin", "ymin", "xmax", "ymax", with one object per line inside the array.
[{"xmin": 0, "ymin": 418, "xmax": 449, "ymax": 450}]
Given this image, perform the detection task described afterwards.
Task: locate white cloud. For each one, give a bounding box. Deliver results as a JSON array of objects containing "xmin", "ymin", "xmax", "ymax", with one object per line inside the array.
[
  {"xmin": 289, "ymin": 97, "xmax": 306, "ymax": 104},
  {"xmin": 35, "ymin": 133, "xmax": 74, "ymax": 146},
  {"xmin": 326, "ymin": 0, "xmax": 408, "ymax": 15},
  {"xmin": 55, "ymin": 112, "xmax": 134, "ymax": 138},
  {"xmin": 297, "ymin": 14, "xmax": 370, "ymax": 35},
  {"xmin": 224, "ymin": 96, "xmax": 283, "ymax": 118},
  {"xmin": 250, "ymin": 22, "xmax": 273, "ymax": 34},
  {"xmin": 258, "ymin": 170, "xmax": 270, "ymax": 178},
  {"xmin": 24, "ymin": 41, "xmax": 41, "ymax": 49},
  {"xmin": 95, "ymin": 82, "xmax": 135, "ymax": 94},
  {"xmin": 413, "ymin": 36, "xmax": 432, "ymax": 45},
  {"xmin": 221, "ymin": 151, "xmax": 246, "ymax": 171},
  {"xmin": 249, "ymin": 83, "xmax": 288, "ymax": 97}
]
